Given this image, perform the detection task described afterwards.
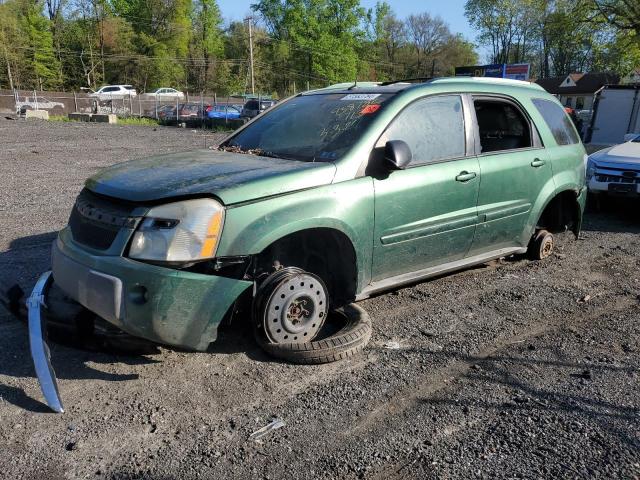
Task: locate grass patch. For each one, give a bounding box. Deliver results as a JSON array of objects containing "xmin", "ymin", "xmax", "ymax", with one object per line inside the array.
[
  {"xmin": 48, "ymin": 115, "xmax": 71, "ymax": 122},
  {"xmin": 117, "ymin": 116, "xmax": 160, "ymax": 126},
  {"xmin": 48, "ymin": 114, "xmax": 237, "ymax": 130},
  {"xmin": 50, "ymin": 114, "xmax": 160, "ymax": 126}
]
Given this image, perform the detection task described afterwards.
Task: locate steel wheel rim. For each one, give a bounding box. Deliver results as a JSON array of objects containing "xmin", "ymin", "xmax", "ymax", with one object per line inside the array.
[{"xmin": 263, "ymin": 273, "xmax": 328, "ymax": 344}]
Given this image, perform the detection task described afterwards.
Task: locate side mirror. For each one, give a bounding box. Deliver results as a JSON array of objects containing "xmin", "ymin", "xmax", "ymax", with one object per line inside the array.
[{"xmin": 384, "ymin": 140, "xmax": 412, "ymax": 170}]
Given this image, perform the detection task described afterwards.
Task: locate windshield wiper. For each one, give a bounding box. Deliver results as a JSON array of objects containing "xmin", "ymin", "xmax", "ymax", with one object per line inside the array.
[
  {"xmin": 218, "ymin": 145, "xmax": 313, "ymax": 162},
  {"xmin": 256, "ymin": 150, "xmax": 307, "ymax": 161}
]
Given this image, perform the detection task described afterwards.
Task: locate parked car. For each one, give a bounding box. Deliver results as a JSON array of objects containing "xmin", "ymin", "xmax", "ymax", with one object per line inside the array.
[
  {"xmin": 32, "ymin": 77, "xmax": 587, "ymax": 410},
  {"xmin": 144, "ymin": 88, "xmax": 185, "ymax": 99},
  {"xmin": 156, "ymin": 104, "xmax": 176, "ymax": 122},
  {"xmin": 207, "ymin": 104, "xmax": 242, "ymax": 120},
  {"xmin": 158, "ymin": 103, "xmax": 211, "ymax": 124},
  {"xmin": 587, "ymin": 133, "xmax": 640, "ymax": 199},
  {"xmin": 240, "ymin": 98, "xmax": 276, "ymax": 119},
  {"xmin": 88, "ymin": 85, "xmax": 137, "ymax": 101},
  {"xmin": 16, "ymin": 95, "xmax": 64, "ymax": 115}
]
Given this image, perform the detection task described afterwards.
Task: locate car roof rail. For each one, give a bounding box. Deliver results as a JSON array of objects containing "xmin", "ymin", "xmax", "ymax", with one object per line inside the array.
[{"xmin": 379, "ymin": 77, "xmax": 433, "ymax": 86}]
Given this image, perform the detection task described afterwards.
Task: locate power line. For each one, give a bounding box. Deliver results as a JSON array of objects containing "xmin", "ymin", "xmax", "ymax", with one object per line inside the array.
[
  {"xmin": 11, "ymin": 44, "xmax": 331, "ymax": 83},
  {"xmin": 44, "ymin": 12, "xmax": 411, "ymax": 72}
]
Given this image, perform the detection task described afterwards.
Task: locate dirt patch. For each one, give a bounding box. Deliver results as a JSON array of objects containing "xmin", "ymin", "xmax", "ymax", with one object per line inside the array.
[{"xmin": 0, "ymin": 118, "xmax": 638, "ymax": 479}]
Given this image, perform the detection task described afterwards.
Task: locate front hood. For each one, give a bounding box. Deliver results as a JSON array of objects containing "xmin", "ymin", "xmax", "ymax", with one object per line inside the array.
[
  {"xmin": 85, "ymin": 150, "xmax": 337, "ymax": 204},
  {"xmin": 591, "ymin": 142, "xmax": 640, "ymax": 169}
]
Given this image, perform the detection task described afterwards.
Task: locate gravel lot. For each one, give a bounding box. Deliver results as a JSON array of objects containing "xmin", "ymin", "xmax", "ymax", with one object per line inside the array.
[{"xmin": 0, "ymin": 118, "xmax": 639, "ymax": 479}]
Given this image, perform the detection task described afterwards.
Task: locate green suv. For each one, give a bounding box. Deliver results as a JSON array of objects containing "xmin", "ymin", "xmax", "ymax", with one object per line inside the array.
[{"xmin": 48, "ymin": 77, "xmax": 587, "ymax": 360}]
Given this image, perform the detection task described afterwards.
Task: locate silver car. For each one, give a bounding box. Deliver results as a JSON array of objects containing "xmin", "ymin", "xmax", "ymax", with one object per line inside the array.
[
  {"xmin": 587, "ymin": 134, "xmax": 640, "ymax": 197},
  {"xmin": 89, "ymin": 85, "xmax": 138, "ymax": 101}
]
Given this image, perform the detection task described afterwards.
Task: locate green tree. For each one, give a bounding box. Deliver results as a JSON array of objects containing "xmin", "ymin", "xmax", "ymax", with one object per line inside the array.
[
  {"xmin": 252, "ymin": 0, "xmax": 367, "ymax": 86},
  {"xmin": 190, "ymin": 0, "xmax": 224, "ymax": 91},
  {"xmin": 591, "ymin": 0, "xmax": 640, "ymax": 34},
  {"xmin": 115, "ymin": 0, "xmax": 193, "ymax": 89},
  {"xmin": 17, "ymin": 0, "xmax": 62, "ymax": 89}
]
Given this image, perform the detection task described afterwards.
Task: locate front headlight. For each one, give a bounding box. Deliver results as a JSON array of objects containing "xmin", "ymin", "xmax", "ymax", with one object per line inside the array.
[
  {"xmin": 129, "ymin": 198, "xmax": 224, "ymax": 262},
  {"xmin": 586, "ymin": 158, "xmax": 597, "ymax": 181}
]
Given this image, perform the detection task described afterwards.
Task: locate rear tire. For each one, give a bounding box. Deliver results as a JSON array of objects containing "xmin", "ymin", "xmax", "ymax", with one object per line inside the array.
[{"xmin": 528, "ymin": 229, "xmax": 554, "ymax": 260}]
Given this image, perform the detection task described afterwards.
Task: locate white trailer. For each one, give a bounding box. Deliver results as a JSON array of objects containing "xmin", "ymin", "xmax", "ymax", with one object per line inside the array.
[{"xmin": 586, "ymin": 85, "xmax": 640, "ymax": 145}]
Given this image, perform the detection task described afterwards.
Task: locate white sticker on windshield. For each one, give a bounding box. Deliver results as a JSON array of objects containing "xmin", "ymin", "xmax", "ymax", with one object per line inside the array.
[{"xmin": 341, "ymin": 94, "xmax": 381, "ymax": 101}]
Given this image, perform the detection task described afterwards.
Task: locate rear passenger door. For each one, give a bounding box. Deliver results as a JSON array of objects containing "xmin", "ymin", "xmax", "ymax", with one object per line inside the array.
[
  {"xmin": 468, "ymin": 95, "xmax": 552, "ymax": 255},
  {"xmin": 371, "ymin": 94, "xmax": 480, "ymax": 281}
]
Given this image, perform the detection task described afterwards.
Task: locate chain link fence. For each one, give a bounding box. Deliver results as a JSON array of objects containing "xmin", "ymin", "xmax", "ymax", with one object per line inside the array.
[{"xmin": 0, "ymin": 89, "xmax": 250, "ymax": 128}]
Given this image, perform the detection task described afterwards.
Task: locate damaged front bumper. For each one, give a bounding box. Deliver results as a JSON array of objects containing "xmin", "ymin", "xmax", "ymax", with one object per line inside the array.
[
  {"xmin": 27, "ymin": 271, "xmax": 64, "ymax": 413},
  {"xmin": 52, "ymin": 229, "xmax": 252, "ymax": 351}
]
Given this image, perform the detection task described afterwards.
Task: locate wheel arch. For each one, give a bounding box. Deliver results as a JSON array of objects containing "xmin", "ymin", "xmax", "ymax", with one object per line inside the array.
[
  {"xmin": 255, "ymin": 226, "xmax": 359, "ymax": 307},
  {"xmin": 534, "ymin": 188, "xmax": 583, "ymax": 238}
]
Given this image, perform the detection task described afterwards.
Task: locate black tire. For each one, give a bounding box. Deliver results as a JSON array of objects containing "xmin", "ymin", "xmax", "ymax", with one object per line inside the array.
[
  {"xmin": 256, "ymin": 304, "xmax": 372, "ymax": 364},
  {"xmin": 528, "ymin": 229, "xmax": 554, "ymax": 260}
]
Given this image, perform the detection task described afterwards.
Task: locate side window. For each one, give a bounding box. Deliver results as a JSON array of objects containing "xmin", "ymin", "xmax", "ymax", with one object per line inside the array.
[
  {"xmin": 473, "ymin": 99, "xmax": 532, "ymax": 153},
  {"xmin": 531, "ymin": 98, "xmax": 580, "ymax": 146},
  {"xmin": 381, "ymin": 95, "xmax": 466, "ymax": 165}
]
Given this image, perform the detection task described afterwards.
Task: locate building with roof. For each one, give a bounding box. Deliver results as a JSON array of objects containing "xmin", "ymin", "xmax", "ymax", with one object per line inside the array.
[{"xmin": 535, "ymin": 73, "xmax": 620, "ymax": 111}]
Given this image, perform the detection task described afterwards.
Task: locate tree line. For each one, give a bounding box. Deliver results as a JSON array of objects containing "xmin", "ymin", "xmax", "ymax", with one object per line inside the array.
[
  {"xmin": 465, "ymin": 0, "xmax": 640, "ymax": 78},
  {"xmin": 0, "ymin": 0, "xmax": 637, "ymax": 96}
]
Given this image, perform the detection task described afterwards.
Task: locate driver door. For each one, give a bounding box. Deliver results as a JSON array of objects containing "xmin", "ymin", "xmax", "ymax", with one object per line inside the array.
[{"xmin": 371, "ymin": 94, "xmax": 480, "ymax": 281}]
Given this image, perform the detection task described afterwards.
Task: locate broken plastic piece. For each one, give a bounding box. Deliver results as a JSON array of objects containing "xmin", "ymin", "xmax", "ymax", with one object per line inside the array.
[
  {"xmin": 27, "ymin": 271, "xmax": 64, "ymax": 413},
  {"xmin": 249, "ymin": 418, "xmax": 285, "ymax": 441},
  {"xmin": 382, "ymin": 340, "xmax": 401, "ymax": 350}
]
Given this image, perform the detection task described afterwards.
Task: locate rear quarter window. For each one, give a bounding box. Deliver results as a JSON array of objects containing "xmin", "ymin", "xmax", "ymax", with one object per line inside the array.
[{"xmin": 531, "ymin": 98, "xmax": 580, "ymax": 146}]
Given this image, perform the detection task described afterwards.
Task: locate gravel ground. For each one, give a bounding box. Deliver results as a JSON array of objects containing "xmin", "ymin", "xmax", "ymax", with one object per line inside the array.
[{"xmin": 0, "ymin": 118, "xmax": 638, "ymax": 480}]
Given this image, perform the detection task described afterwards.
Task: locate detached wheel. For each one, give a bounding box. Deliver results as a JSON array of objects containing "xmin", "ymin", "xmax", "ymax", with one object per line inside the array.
[
  {"xmin": 528, "ymin": 229, "xmax": 554, "ymax": 260},
  {"xmin": 253, "ymin": 268, "xmax": 372, "ymax": 364}
]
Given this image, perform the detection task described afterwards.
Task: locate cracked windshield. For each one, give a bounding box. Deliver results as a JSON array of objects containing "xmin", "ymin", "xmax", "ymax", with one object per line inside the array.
[{"xmin": 222, "ymin": 93, "xmax": 392, "ymax": 161}]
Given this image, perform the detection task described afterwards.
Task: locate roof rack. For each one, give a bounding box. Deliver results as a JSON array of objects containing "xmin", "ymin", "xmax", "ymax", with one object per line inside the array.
[{"xmin": 379, "ymin": 77, "xmax": 433, "ymax": 86}]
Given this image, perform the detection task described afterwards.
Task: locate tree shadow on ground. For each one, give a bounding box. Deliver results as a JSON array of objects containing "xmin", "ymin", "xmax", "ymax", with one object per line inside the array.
[
  {"xmin": 415, "ymin": 347, "xmax": 640, "ymax": 451},
  {"xmin": 0, "ymin": 232, "xmax": 164, "ymax": 412},
  {"xmin": 0, "ymin": 231, "xmax": 293, "ymax": 413},
  {"xmin": 582, "ymin": 197, "xmax": 640, "ymax": 234}
]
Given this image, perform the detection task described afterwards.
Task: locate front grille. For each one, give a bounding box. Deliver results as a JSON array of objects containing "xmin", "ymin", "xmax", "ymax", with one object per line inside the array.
[
  {"xmin": 595, "ymin": 173, "xmax": 640, "ymax": 184},
  {"xmin": 68, "ymin": 189, "xmax": 139, "ymax": 250}
]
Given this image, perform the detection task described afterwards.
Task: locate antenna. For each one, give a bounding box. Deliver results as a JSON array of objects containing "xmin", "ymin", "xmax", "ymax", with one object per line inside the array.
[{"xmin": 348, "ymin": 75, "xmax": 358, "ymax": 90}]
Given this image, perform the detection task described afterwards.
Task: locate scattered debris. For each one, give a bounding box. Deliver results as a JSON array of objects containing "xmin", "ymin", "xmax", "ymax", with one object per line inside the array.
[
  {"xmin": 249, "ymin": 419, "xmax": 285, "ymax": 441},
  {"xmin": 578, "ymin": 294, "xmax": 592, "ymax": 303},
  {"xmin": 65, "ymin": 441, "xmax": 78, "ymax": 451}
]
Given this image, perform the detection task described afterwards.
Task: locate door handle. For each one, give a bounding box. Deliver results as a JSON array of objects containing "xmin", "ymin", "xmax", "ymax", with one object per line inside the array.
[
  {"xmin": 455, "ymin": 171, "xmax": 477, "ymax": 182},
  {"xmin": 531, "ymin": 158, "xmax": 546, "ymax": 167}
]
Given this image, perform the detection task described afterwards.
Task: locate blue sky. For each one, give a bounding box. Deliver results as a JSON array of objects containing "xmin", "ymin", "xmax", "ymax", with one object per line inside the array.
[{"xmin": 217, "ymin": 0, "xmax": 478, "ymax": 44}]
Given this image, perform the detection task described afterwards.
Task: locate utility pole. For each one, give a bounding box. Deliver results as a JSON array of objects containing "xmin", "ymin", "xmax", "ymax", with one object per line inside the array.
[{"xmin": 247, "ymin": 16, "xmax": 255, "ymax": 95}]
